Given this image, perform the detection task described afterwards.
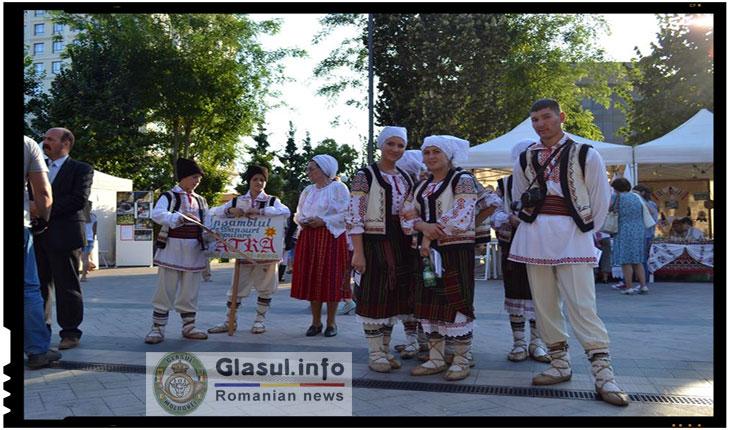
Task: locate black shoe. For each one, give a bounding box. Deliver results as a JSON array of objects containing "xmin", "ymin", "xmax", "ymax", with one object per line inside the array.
[
  {"xmin": 306, "ymin": 325, "xmax": 323, "ymax": 336},
  {"xmin": 27, "ymin": 349, "xmax": 62, "ymax": 370},
  {"xmin": 324, "ymin": 326, "xmax": 337, "ymax": 337}
]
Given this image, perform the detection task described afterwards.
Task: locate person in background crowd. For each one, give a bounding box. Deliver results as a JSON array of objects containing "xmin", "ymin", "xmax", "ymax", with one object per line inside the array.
[
  {"xmin": 668, "ymin": 219, "xmax": 685, "ymax": 238},
  {"xmin": 401, "ymin": 135, "xmax": 478, "ymax": 381},
  {"xmin": 594, "ymin": 231, "xmax": 613, "ymax": 284},
  {"xmin": 279, "ymin": 213, "xmax": 297, "ymax": 282},
  {"xmin": 632, "ymin": 184, "xmax": 658, "ymax": 281},
  {"xmin": 25, "ymin": 136, "xmax": 62, "ymax": 369},
  {"xmin": 80, "ymin": 200, "xmax": 97, "ymax": 282},
  {"xmin": 207, "ymin": 165, "xmax": 290, "ymax": 335},
  {"xmin": 291, "ymin": 155, "xmax": 352, "ymax": 337},
  {"xmin": 680, "ymin": 217, "xmax": 705, "ymax": 240},
  {"xmin": 509, "ymin": 98, "xmax": 629, "ymax": 406},
  {"xmin": 144, "ymin": 157, "xmax": 209, "ymax": 344},
  {"xmin": 491, "ymin": 139, "xmax": 550, "ymax": 364},
  {"xmin": 610, "ymin": 178, "xmax": 649, "ymax": 295},
  {"xmin": 35, "ymin": 127, "xmax": 94, "ymax": 351},
  {"xmin": 347, "ymin": 126, "xmax": 416, "ymax": 372}
]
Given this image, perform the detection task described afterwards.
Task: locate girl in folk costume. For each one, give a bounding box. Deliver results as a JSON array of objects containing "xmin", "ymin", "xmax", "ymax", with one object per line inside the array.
[
  {"xmin": 145, "ymin": 158, "xmax": 210, "ymax": 344},
  {"xmin": 207, "ymin": 165, "xmax": 290, "ymax": 335},
  {"xmin": 400, "ymin": 136, "xmax": 479, "ymax": 381},
  {"xmin": 490, "ymin": 139, "xmax": 550, "ymax": 363},
  {"xmin": 347, "ymin": 126, "xmax": 417, "ymax": 373},
  {"xmin": 291, "ymin": 155, "xmax": 352, "ymax": 337}
]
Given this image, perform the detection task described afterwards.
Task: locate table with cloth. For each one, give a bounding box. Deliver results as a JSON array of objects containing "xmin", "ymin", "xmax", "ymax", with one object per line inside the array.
[{"xmin": 647, "ymin": 239, "xmax": 713, "ymax": 276}]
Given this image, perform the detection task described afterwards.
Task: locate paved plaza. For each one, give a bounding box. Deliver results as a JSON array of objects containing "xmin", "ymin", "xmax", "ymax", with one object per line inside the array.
[{"xmin": 20, "ymin": 262, "xmax": 716, "ymax": 420}]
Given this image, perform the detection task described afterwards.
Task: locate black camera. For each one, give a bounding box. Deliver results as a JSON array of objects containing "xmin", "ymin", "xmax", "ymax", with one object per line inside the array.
[{"xmin": 510, "ymin": 187, "xmax": 546, "ymax": 211}]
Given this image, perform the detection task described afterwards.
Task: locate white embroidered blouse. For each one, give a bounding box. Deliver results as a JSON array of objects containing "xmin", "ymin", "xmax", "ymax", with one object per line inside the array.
[
  {"xmin": 346, "ymin": 170, "xmax": 410, "ymax": 235},
  {"xmin": 294, "ymin": 181, "xmax": 350, "ymax": 238}
]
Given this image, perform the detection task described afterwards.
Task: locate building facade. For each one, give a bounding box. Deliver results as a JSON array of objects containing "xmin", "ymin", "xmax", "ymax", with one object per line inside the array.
[{"xmin": 24, "ymin": 9, "xmax": 79, "ymax": 93}]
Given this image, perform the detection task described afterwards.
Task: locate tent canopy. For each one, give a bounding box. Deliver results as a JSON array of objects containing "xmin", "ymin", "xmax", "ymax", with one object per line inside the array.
[
  {"xmin": 633, "ymin": 109, "xmax": 713, "ymax": 164},
  {"xmin": 461, "ymin": 117, "xmax": 634, "ymax": 169}
]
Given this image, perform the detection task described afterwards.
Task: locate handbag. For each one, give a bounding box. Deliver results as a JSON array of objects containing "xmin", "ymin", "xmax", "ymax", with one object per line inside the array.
[
  {"xmin": 601, "ymin": 193, "xmax": 620, "ymax": 234},
  {"xmin": 633, "ymin": 192, "xmax": 657, "ymax": 229}
]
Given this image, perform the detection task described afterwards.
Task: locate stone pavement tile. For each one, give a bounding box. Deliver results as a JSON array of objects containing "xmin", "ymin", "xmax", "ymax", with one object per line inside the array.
[
  {"xmin": 42, "ymin": 369, "xmax": 78, "ymax": 383},
  {"xmin": 612, "ymin": 366, "xmax": 647, "ymax": 377},
  {"xmin": 389, "ymin": 401, "xmax": 452, "ymax": 416},
  {"xmin": 475, "ymin": 369, "xmax": 536, "ymax": 379},
  {"xmin": 697, "ymin": 370, "xmax": 714, "ymax": 380},
  {"xmin": 39, "ymin": 388, "xmax": 77, "ymax": 404},
  {"xmin": 355, "ymin": 406, "xmax": 419, "ymax": 416},
  {"xmin": 647, "ymin": 377, "xmax": 711, "ymax": 387},
  {"xmin": 66, "ymin": 397, "xmax": 114, "ymax": 416},
  {"xmin": 635, "ymin": 358, "xmax": 693, "ymax": 369},
  {"xmin": 435, "ymin": 398, "xmax": 504, "ymax": 415},
  {"xmin": 24, "ymin": 406, "xmax": 73, "ymax": 420},
  {"xmin": 667, "ymin": 368, "xmax": 704, "ymax": 379},
  {"xmin": 110, "ymin": 405, "xmax": 145, "ymax": 416},
  {"xmin": 74, "ymin": 387, "xmax": 139, "ymax": 400},
  {"xmin": 68, "ymin": 380, "xmax": 106, "ymax": 394},
  {"xmin": 24, "ymin": 397, "xmax": 45, "ymax": 412},
  {"xmin": 654, "ymin": 385, "xmax": 713, "ymax": 397},
  {"xmin": 102, "ymin": 393, "xmax": 145, "ymax": 409},
  {"xmin": 687, "ymin": 361, "xmax": 714, "ymax": 370},
  {"xmin": 474, "ymin": 376, "xmax": 533, "ymax": 388},
  {"xmin": 23, "ymin": 376, "xmax": 46, "ymax": 387},
  {"xmin": 640, "ymin": 367, "xmax": 674, "ymax": 378},
  {"xmin": 614, "ymin": 375, "xmax": 652, "ymax": 385},
  {"xmin": 352, "ymin": 387, "xmax": 390, "ymax": 402},
  {"xmin": 618, "ymin": 383, "xmax": 660, "ymax": 394}
]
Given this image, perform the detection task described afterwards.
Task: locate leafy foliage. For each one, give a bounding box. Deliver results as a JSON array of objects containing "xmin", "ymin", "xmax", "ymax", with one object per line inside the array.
[
  {"xmin": 311, "ymin": 138, "xmax": 360, "ymax": 179},
  {"xmin": 235, "ymin": 125, "xmax": 285, "ymax": 200},
  {"xmin": 617, "ymin": 14, "xmax": 713, "ymax": 145}
]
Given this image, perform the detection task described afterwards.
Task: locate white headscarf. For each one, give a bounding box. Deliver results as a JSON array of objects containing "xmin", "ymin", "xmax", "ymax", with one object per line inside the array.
[
  {"xmin": 421, "ymin": 135, "xmax": 470, "ymax": 166},
  {"xmin": 377, "ymin": 126, "xmax": 408, "ymax": 149},
  {"xmin": 395, "ymin": 150, "xmax": 425, "ymax": 176},
  {"xmin": 311, "ymin": 154, "xmax": 338, "ymax": 179},
  {"xmin": 510, "ymin": 138, "xmax": 536, "ymax": 163}
]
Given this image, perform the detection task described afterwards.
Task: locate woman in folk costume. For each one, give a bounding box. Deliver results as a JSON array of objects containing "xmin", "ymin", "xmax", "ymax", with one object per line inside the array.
[
  {"xmin": 291, "ymin": 154, "xmax": 352, "ymax": 337},
  {"xmin": 490, "ymin": 139, "xmax": 550, "ymax": 363},
  {"xmin": 347, "ymin": 126, "xmax": 417, "ymax": 372},
  {"xmin": 145, "ymin": 157, "xmax": 209, "ymax": 344},
  {"xmin": 400, "ymin": 136, "xmax": 479, "ymax": 381},
  {"xmin": 207, "ymin": 165, "xmax": 290, "ymax": 335}
]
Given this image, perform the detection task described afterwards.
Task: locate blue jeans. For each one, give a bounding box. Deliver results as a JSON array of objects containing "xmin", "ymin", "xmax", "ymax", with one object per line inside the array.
[
  {"xmin": 642, "ymin": 237, "xmax": 653, "ymax": 281},
  {"xmin": 25, "ymin": 228, "xmax": 51, "ymax": 356}
]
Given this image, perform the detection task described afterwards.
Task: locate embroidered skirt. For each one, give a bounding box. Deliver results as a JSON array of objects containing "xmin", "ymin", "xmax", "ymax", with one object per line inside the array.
[
  {"xmin": 354, "ymin": 217, "xmax": 415, "ymax": 319},
  {"xmin": 500, "ymin": 240, "xmax": 535, "ymax": 319},
  {"xmin": 413, "ymin": 244, "xmax": 475, "ymax": 322},
  {"xmin": 291, "ymin": 226, "xmax": 352, "ymax": 302}
]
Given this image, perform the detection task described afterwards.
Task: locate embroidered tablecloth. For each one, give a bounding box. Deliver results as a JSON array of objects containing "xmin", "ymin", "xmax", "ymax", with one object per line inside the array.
[{"xmin": 648, "ymin": 241, "xmax": 713, "ymax": 274}]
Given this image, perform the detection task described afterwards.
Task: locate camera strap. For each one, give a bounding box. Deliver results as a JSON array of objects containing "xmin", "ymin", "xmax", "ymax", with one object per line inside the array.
[{"xmin": 523, "ymin": 141, "xmax": 569, "ymax": 191}]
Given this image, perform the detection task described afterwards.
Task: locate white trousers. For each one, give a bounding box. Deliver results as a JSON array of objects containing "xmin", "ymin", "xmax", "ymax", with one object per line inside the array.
[
  {"xmin": 525, "ymin": 264, "xmax": 609, "ymax": 352},
  {"xmin": 152, "ymin": 266, "xmax": 201, "ymax": 314},
  {"xmin": 227, "ymin": 263, "xmax": 279, "ymax": 301}
]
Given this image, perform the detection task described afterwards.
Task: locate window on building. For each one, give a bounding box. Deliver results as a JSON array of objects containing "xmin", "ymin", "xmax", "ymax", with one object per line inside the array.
[
  {"xmin": 52, "ymin": 61, "xmax": 62, "ymax": 74},
  {"xmin": 34, "ymin": 63, "xmax": 44, "ymax": 74},
  {"xmin": 52, "ymin": 41, "xmax": 63, "ymax": 53},
  {"xmin": 34, "ymin": 24, "xmax": 45, "ymax": 35},
  {"xmin": 33, "ymin": 43, "xmax": 44, "ymax": 55},
  {"xmin": 34, "ymin": 10, "xmax": 45, "ymax": 16},
  {"xmin": 53, "ymin": 23, "xmax": 64, "ymax": 34}
]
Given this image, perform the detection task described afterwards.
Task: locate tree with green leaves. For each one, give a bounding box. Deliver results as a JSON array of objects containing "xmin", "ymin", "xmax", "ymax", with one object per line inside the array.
[
  {"xmin": 314, "ymin": 13, "xmax": 625, "ymax": 146},
  {"xmin": 277, "ymin": 121, "xmax": 307, "ymax": 211},
  {"xmin": 311, "ymin": 138, "xmax": 360, "ymax": 179},
  {"xmin": 24, "ymin": 46, "xmax": 45, "ymax": 136},
  {"xmin": 618, "ymin": 14, "xmax": 713, "ymax": 145},
  {"xmin": 236, "ymin": 125, "xmax": 285, "ymax": 198}
]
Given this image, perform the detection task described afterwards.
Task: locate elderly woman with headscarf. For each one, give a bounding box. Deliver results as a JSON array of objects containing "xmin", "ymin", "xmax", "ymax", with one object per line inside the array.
[
  {"xmin": 400, "ymin": 135, "xmax": 480, "ymax": 381},
  {"xmin": 346, "ymin": 126, "xmax": 418, "ymax": 373},
  {"xmin": 206, "ymin": 165, "xmax": 291, "ymax": 335},
  {"xmin": 490, "ymin": 139, "xmax": 550, "ymax": 363},
  {"xmin": 291, "ymin": 154, "xmax": 352, "ymax": 337}
]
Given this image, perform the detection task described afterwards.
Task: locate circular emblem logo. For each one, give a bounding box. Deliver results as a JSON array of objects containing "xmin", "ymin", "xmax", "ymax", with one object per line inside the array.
[{"xmin": 153, "ymin": 352, "xmax": 207, "ymax": 415}]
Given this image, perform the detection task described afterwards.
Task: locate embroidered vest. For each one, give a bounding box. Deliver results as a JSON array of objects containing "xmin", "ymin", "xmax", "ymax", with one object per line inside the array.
[
  {"xmin": 413, "ymin": 169, "xmax": 475, "ymax": 248},
  {"xmin": 231, "ymin": 194, "xmax": 277, "ymax": 211},
  {"xmin": 360, "ymin": 163, "xmax": 414, "ymax": 236},
  {"xmin": 517, "ymin": 139, "xmax": 594, "ymax": 232},
  {"xmin": 155, "ymin": 190, "xmax": 208, "ymax": 249}
]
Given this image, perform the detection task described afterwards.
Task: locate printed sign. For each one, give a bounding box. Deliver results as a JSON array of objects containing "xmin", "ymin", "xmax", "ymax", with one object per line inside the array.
[
  {"xmin": 146, "ymin": 352, "xmax": 353, "ymax": 416},
  {"xmin": 204, "ymin": 214, "xmax": 286, "ymax": 263}
]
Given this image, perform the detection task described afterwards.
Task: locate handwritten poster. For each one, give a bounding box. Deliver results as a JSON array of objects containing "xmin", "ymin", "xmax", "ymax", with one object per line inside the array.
[{"xmin": 204, "ymin": 214, "xmax": 286, "ymax": 263}]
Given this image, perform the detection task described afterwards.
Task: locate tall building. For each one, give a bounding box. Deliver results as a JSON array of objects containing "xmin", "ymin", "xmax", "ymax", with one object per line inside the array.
[{"xmin": 23, "ymin": 9, "xmax": 79, "ymax": 93}]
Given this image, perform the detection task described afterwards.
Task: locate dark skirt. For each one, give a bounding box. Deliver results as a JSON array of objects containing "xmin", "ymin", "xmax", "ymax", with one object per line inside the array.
[
  {"xmin": 499, "ymin": 240, "xmax": 532, "ymax": 300},
  {"xmin": 413, "ymin": 244, "xmax": 475, "ymax": 322},
  {"xmin": 354, "ymin": 217, "xmax": 415, "ymax": 319},
  {"xmin": 291, "ymin": 226, "xmax": 352, "ymax": 302}
]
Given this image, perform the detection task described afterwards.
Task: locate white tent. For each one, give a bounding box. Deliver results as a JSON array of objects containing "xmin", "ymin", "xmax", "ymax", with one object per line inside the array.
[
  {"xmin": 634, "ymin": 109, "xmax": 713, "ymax": 164},
  {"xmin": 88, "ymin": 170, "xmax": 133, "ymax": 266},
  {"xmin": 460, "ymin": 117, "xmax": 634, "ymax": 169}
]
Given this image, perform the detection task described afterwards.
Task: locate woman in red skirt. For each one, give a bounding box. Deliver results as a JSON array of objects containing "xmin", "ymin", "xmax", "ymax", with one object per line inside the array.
[{"xmin": 291, "ymin": 154, "xmax": 352, "ymax": 337}]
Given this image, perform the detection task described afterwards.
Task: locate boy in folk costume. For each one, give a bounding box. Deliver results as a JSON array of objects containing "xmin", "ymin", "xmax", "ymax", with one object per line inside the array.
[
  {"xmin": 509, "ymin": 98, "xmax": 629, "ymax": 406},
  {"xmin": 490, "ymin": 139, "xmax": 550, "ymax": 363},
  {"xmin": 145, "ymin": 158, "xmax": 209, "ymax": 344},
  {"xmin": 207, "ymin": 165, "xmax": 290, "ymax": 334}
]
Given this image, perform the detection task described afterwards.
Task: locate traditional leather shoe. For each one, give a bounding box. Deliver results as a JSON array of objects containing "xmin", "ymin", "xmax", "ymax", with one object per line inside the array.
[
  {"xmin": 182, "ymin": 331, "xmax": 208, "ymax": 340},
  {"xmin": 306, "ymin": 325, "xmax": 323, "ymax": 336},
  {"xmin": 324, "ymin": 326, "xmax": 337, "ymax": 337},
  {"xmin": 410, "ymin": 362, "xmax": 447, "ymax": 376},
  {"xmin": 444, "ymin": 365, "xmax": 470, "ymax": 381},
  {"xmin": 58, "ymin": 337, "xmax": 80, "ymax": 350},
  {"xmin": 27, "ymin": 349, "xmax": 62, "ymax": 370},
  {"xmin": 596, "ymin": 384, "xmax": 630, "ymax": 406},
  {"xmin": 368, "ymin": 356, "xmax": 391, "ymax": 373},
  {"xmin": 208, "ymin": 321, "xmax": 236, "ymax": 334},
  {"xmin": 532, "ymin": 371, "xmax": 572, "ymax": 385},
  {"xmin": 251, "ymin": 322, "xmax": 266, "ymax": 334}
]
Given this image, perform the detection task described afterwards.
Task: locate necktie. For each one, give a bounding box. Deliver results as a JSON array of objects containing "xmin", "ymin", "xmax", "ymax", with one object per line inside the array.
[{"xmin": 48, "ymin": 160, "xmax": 58, "ymax": 183}]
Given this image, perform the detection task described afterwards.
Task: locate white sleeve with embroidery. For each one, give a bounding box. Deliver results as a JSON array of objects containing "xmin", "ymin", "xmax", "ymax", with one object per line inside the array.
[
  {"xmin": 585, "ymin": 148, "xmax": 611, "ymax": 233},
  {"xmin": 151, "ymin": 194, "xmax": 183, "ymax": 228},
  {"xmin": 320, "ymin": 182, "xmax": 350, "ymax": 237},
  {"xmin": 346, "ymin": 171, "xmax": 369, "ymax": 235},
  {"xmin": 437, "ymin": 175, "xmax": 478, "ymax": 234},
  {"xmin": 262, "ymin": 197, "xmax": 291, "ymax": 217},
  {"xmin": 210, "ymin": 198, "xmax": 234, "ymax": 218},
  {"xmin": 399, "ymin": 191, "xmax": 422, "ymax": 236},
  {"xmin": 293, "ymin": 186, "xmax": 311, "ymax": 226}
]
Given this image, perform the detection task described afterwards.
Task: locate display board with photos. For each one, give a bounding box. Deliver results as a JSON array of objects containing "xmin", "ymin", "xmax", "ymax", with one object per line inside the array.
[{"xmin": 117, "ymin": 191, "xmax": 154, "ymax": 241}]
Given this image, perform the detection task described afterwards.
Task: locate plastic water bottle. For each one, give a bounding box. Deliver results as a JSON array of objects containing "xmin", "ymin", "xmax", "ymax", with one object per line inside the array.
[{"xmin": 422, "ymin": 256, "xmax": 437, "ymax": 287}]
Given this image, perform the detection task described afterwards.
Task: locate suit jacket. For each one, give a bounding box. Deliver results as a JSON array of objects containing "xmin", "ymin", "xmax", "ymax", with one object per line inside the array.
[{"xmin": 42, "ymin": 157, "xmax": 94, "ymax": 251}]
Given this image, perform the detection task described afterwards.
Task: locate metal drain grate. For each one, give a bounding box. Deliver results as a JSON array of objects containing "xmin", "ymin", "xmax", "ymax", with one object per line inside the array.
[{"xmin": 39, "ymin": 361, "xmax": 713, "ymax": 406}]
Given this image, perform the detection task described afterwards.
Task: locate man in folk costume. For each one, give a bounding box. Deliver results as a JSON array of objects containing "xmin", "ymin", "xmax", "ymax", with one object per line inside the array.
[
  {"xmin": 401, "ymin": 135, "xmax": 479, "ymax": 381},
  {"xmin": 347, "ymin": 126, "xmax": 417, "ymax": 372},
  {"xmin": 509, "ymin": 98, "xmax": 629, "ymax": 406},
  {"xmin": 207, "ymin": 165, "xmax": 290, "ymax": 335},
  {"xmin": 490, "ymin": 139, "xmax": 550, "ymax": 363},
  {"xmin": 144, "ymin": 157, "xmax": 210, "ymax": 344}
]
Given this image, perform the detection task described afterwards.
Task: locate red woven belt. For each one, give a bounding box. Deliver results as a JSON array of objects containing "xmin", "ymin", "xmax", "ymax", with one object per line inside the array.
[
  {"xmin": 540, "ymin": 195, "xmax": 570, "ymax": 216},
  {"xmin": 168, "ymin": 224, "xmax": 201, "ymax": 239}
]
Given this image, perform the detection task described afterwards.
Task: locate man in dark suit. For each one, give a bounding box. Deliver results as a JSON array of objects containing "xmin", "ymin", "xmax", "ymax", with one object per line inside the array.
[{"xmin": 34, "ymin": 127, "xmax": 94, "ymax": 350}]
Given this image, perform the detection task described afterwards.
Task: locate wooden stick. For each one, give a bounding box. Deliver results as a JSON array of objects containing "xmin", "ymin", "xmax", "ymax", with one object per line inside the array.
[{"xmin": 228, "ymin": 260, "xmax": 240, "ymax": 336}]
